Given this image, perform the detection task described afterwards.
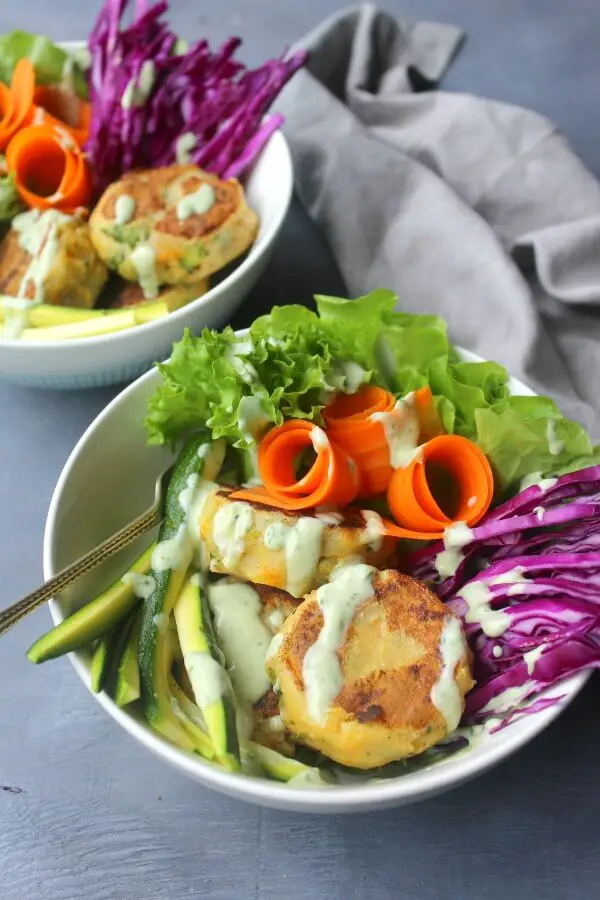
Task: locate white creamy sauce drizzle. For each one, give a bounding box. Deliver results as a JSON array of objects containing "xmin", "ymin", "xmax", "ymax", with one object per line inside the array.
[
  {"xmin": 121, "ymin": 60, "xmax": 155, "ymax": 109},
  {"xmin": 225, "ymin": 340, "xmax": 259, "ymax": 384},
  {"xmin": 328, "ymin": 360, "xmax": 368, "ymax": 393},
  {"xmin": 152, "ymin": 523, "xmax": 192, "ymax": 572},
  {"xmin": 360, "ymin": 509, "xmax": 384, "ymax": 551},
  {"xmin": 519, "ymin": 472, "xmax": 558, "ymax": 493},
  {"xmin": 114, "ymin": 193, "xmax": 136, "ymax": 225},
  {"xmin": 310, "ymin": 427, "xmax": 329, "ymax": 452},
  {"xmin": 8, "ymin": 209, "xmax": 71, "ymax": 331},
  {"xmin": 152, "ymin": 612, "xmax": 169, "ymax": 632},
  {"xmin": 175, "ymin": 131, "xmax": 197, "ymax": 164},
  {"xmin": 242, "ymin": 446, "xmax": 262, "ymax": 487},
  {"xmin": 237, "ymin": 395, "xmax": 269, "ymax": 444},
  {"xmin": 315, "ymin": 507, "xmax": 343, "ymax": 526},
  {"xmin": 480, "ymin": 682, "xmax": 533, "ymax": 716},
  {"xmin": 213, "ymin": 502, "xmax": 254, "ymax": 570},
  {"xmin": 263, "ymin": 517, "xmax": 325, "ymax": 597},
  {"xmin": 302, "ymin": 564, "xmax": 376, "ymax": 723},
  {"xmin": 546, "ymin": 419, "xmax": 565, "ymax": 456},
  {"xmin": 72, "ymin": 46, "xmax": 92, "ymax": 71},
  {"xmin": 284, "ymin": 518, "xmax": 325, "ymax": 597},
  {"xmin": 266, "ymin": 631, "xmax": 284, "ymax": 663},
  {"xmin": 459, "ymin": 581, "xmax": 511, "ymax": 638},
  {"xmin": 492, "ymin": 645, "xmax": 503, "ymax": 658},
  {"xmin": 263, "ymin": 522, "xmax": 288, "ymax": 551},
  {"xmin": 266, "ymin": 608, "xmax": 285, "ymax": 631},
  {"xmin": 177, "ymin": 183, "xmax": 216, "ymax": 221},
  {"xmin": 315, "ymin": 512, "xmax": 342, "ymax": 526},
  {"xmin": 266, "ymin": 714, "xmax": 284, "ymax": 732},
  {"xmin": 130, "ymin": 243, "xmax": 159, "ymax": 300},
  {"xmin": 489, "ymin": 566, "xmax": 526, "ymax": 586},
  {"xmin": 533, "ymin": 505, "xmax": 545, "ymax": 523},
  {"xmin": 173, "ymin": 38, "xmax": 189, "ymax": 55},
  {"xmin": 185, "ymin": 651, "xmax": 229, "ymax": 707},
  {"xmin": 55, "ymin": 128, "xmax": 75, "ymax": 151},
  {"xmin": 342, "ymin": 361, "xmax": 367, "ymax": 393},
  {"xmin": 370, "ymin": 392, "xmax": 420, "ymax": 469},
  {"xmin": 178, "ymin": 473, "xmax": 200, "ymax": 515},
  {"xmin": 434, "ymin": 522, "xmax": 473, "ymax": 580},
  {"xmin": 507, "ymin": 583, "xmax": 527, "ymax": 596},
  {"xmin": 1, "ymin": 296, "xmax": 32, "ymax": 339},
  {"xmin": 430, "ymin": 616, "xmax": 467, "ymax": 731},
  {"xmin": 187, "ymin": 478, "xmax": 218, "ymax": 548},
  {"xmin": 524, "ymin": 643, "xmax": 546, "ymax": 675},
  {"xmin": 208, "ymin": 581, "xmax": 273, "ymax": 704},
  {"xmin": 121, "ymin": 571, "xmax": 157, "ymax": 600}
]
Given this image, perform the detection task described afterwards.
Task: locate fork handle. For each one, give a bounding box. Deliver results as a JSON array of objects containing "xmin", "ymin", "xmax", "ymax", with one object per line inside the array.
[{"xmin": 0, "ymin": 506, "xmax": 160, "ymax": 638}]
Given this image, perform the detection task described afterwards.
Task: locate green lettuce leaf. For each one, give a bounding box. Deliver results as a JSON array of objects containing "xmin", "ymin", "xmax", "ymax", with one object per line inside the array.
[
  {"xmin": 146, "ymin": 320, "xmax": 353, "ymax": 450},
  {"xmin": 145, "ymin": 289, "xmax": 597, "ymax": 493},
  {"xmin": 554, "ymin": 445, "xmax": 600, "ymax": 476},
  {"xmin": 474, "ymin": 399, "xmax": 593, "ymax": 490},
  {"xmin": 0, "ymin": 31, "xmax": 88, "ymax": 99},
  {"xmin": 0, "ymin": 166, "xmax": 24, "ymax": 225},
  {"xmin": 314, "ymin": 290, "xmax": 449, "ymax": 391},
  {"xmin": 428, "ymin": 357, "xmax": 509, "ymax": 431}
]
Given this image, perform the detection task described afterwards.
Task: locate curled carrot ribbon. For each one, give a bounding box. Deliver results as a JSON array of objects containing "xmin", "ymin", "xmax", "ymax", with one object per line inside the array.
[
  {"xmin": 324, "ymin": 384, "xmax": 442, "ymax": 497},
  {"xmin": 383, "ymin": 434, "xmax": 494, "ymax": 538},
  {"xmin": 231, "ymin": 390, "xmax": 494, "ymax": 541},
  {"xmin": 6, "ymin": 124, "xmax": 92, "ymax": 213},
  {"xmin": 1, "ymin": 59, "xmax": 91, "ymax": 153},
  {"xmin": 0, "ymin": 58, "xmax": 35, "ymax": 150},
  {"xmin": 230, "ymin": 420, "xmax": 360, "ymax": 510},
  {"xmin": 31, "ymin": 85, "xmax": 91, "ymax": 148}
]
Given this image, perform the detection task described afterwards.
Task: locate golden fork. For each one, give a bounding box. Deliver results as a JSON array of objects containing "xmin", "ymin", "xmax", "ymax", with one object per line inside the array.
[{"xmin": 0, "ymin": 465, "xmax": 173, "ymax": 638}]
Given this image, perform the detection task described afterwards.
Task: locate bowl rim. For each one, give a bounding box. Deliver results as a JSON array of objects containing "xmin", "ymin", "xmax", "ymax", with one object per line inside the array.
[
  {"xmin": 43, "ymin": 348, "xmax": 590, "ymax": 811},
  {"xmin": 0, "ymin": 129, "xmax": 293, "ymax": 352}
]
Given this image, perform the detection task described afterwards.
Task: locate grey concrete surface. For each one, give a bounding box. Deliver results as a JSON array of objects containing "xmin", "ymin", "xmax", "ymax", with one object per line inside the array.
[{"xmin": 1, "ymin": 2, "xmax": 599, "ymax": 898}]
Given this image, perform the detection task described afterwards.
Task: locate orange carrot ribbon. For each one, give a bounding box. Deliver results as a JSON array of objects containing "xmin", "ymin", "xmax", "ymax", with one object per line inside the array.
[
  {"xmin": 231, "ymin": 419, "xmax": 493, "ymax": 542},
  {"xmin": 230, "ymin": 420, "xmax": 360, "ymax": 510},
  {"xmin": 1, "ymin": 58, "xmax": 91, "ymax": 174},
  {"xmin": 0, "ymin": 58, "xmax": 35, "ymax": 150},
  {"xmin": 384, "ymin": 434, "xmax": 494, "ymax": 538},
  {"xmin": 324, "ymin": 384, "xmax": 443, "ymax": 497},
  {"xmin": 31, "ymin": 85, "xmax": 91, "ymax": 147},
  {"xmin": 6, "ymin": 123, "xmax": 92, "ymax": 213}
]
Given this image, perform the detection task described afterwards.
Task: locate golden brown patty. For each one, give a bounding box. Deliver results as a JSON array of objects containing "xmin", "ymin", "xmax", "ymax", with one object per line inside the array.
[
  {"xmin": 106, "ymin": 275, "xmax": 209, "ymax": 311},
  {"xmin": 253, "ymin": 582, "xmax": 301, "ymax": 631},
  {"xmin": 89, "ymin": 164, "xmax": 258, "ymax": 286},
  {"xmin": 268, "ymin": 568, "xmax": 474, "ymax": 769},
  {"xmin": 0, "ymin": 214, "xmax": 108, "ymax": 308},
  {"xmin": 197, "ymin": 489, "xmax": 397, "ymax": 598}
]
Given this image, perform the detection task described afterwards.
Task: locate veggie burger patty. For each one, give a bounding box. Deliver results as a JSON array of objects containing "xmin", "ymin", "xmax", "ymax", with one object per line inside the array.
[
  {"xmin": 268, "ymin": 568, "xmax": 474, "ymax": 769},
  {"xmin": 197, "ymin": 488, "xmax": 398, "ymax": 599},
  {"xmin": 89, "ymin": 163, "xmax": 259, "ymax": 287}
]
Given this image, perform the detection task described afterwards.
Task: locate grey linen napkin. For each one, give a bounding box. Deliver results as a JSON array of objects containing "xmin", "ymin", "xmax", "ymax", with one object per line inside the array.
[{"xmin": 276, "ymin": 4, "xmax": 600, "ymax": 439}]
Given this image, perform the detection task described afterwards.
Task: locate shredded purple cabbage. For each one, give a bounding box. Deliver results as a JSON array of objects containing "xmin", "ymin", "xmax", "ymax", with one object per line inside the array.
[
  {"xmin": 404, "ymin": 465, "xmax": 600, "ymax": 731},
  {"xmin": 86, "ymin": 0, "xmax": 306, "ymax": 192}
]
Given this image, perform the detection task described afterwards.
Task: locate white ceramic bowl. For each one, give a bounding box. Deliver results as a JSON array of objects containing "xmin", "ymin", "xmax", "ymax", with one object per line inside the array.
[
  {"xmin": 0, "ymin": 131, "xmax": 292, "ymax": 389},
  {"xmin": 43, "ymin": 348, "xmax": 589, "ymax": 813}
]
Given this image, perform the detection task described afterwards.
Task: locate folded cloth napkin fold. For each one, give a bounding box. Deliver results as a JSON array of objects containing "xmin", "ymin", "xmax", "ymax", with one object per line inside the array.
[{"xmin": 276, "ymin": 4, "xmax": 600, "ymax": 438}]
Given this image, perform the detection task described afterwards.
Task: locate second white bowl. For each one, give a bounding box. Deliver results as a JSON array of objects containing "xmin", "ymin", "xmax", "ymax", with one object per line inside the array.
[
  {"xmin": 0, "ymin": 131, "xmax": 292, "ymax": 389},
  {"xmin": 42, "ymin": 345, "xmax": 589, "ymax": 813}
]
